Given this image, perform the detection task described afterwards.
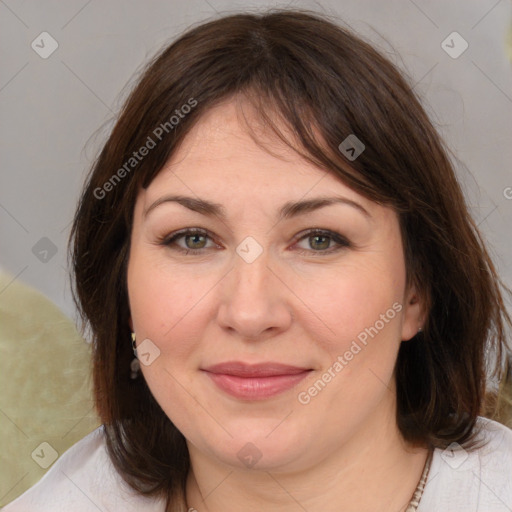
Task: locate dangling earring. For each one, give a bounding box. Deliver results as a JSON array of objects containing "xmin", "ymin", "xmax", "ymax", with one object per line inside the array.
[{"xmin": 130, "ymin": 332, "xmax": 140, "ymax": 379}]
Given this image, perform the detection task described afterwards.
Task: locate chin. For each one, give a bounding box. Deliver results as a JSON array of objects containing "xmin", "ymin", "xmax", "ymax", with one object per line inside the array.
[{"xmin": 194, "ymin": 416, "xmax": 316, "ymax": 471}]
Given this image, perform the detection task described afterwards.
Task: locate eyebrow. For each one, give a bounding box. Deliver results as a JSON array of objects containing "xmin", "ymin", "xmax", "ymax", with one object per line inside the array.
[{"xmin": 143, "ymin": 194, "xmax": 371, "ymax": 221}]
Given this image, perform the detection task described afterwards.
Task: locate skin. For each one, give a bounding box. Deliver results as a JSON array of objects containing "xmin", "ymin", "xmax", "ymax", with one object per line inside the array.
[{"xmin": 127, "ymin": 97, "xmax": 428, "ymax": 512}]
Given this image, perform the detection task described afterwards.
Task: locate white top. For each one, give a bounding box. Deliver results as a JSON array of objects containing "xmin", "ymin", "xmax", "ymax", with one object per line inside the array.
[{"xmin": 3, "ymin": 416, "xmax": 512, "ymax": 511}]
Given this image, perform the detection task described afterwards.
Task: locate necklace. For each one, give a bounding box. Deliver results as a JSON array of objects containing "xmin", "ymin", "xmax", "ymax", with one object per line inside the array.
[
  {"xmin": 405, "ymin": 448, "xmax": 433, "ymax": 511},
  {"xmin": 186, "ymin": 448, "xmax": 434, "ymax": 512}
]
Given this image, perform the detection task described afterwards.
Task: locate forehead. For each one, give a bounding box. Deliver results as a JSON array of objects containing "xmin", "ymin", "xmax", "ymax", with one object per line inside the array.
[
  {"xmin": 143, "ymin": 98, "xmax": 372, "ymax": 210},
  {"xmin": 165, "ymin": 99, "xmax": 313, "ymax": 172}
]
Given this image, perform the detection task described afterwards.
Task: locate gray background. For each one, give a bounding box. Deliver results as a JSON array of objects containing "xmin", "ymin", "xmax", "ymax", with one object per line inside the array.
[{"xmin": 1, "ymin": 0, "xmax": 511, "ymax": 321}]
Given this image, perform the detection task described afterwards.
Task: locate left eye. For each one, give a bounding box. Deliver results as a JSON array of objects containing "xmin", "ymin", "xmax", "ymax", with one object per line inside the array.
[{"xmin": 294, "ymin": 229, "xmax": 350, "ymax": 255}]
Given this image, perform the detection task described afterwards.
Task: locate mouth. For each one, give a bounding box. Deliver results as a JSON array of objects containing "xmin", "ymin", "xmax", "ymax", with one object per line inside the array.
[{"xmin": 201, "ymin": 361, "xmax": 313, "ymax": 400}]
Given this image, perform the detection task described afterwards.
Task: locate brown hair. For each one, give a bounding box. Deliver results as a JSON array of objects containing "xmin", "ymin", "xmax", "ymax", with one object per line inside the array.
[{"xmin": 69, "ymin": 8, "xmax": 512, "ymax": 510}]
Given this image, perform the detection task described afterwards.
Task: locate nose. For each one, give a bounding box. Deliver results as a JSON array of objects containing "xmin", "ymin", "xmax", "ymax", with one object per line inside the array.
[{"xmin": 216, "ymin": 246, "xmax": 293, "ymax": 341}]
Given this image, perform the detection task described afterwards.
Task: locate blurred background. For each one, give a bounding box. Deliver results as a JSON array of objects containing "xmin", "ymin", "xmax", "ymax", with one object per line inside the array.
[{"xmin": 1, "ymin": 0, "xmax": 511, "ymax": 506}]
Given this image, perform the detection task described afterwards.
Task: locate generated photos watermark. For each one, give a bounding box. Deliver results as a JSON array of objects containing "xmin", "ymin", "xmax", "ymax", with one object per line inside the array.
[
  {"xmin": 297, "ymin": 301, "xmax": 403, "ymax": 405},
  {"xmin": 93, "ymin": 97, "xmax": 198, "ymax": 200},
  {"xmin": 338, "ymin": 134, "xmax": 365, "ymax": 161}
]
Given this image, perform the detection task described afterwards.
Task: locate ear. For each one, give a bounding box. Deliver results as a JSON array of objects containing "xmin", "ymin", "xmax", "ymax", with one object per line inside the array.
[{"xmin": 401, "ymin": 284, "xmax": 425, "ymax": 341}]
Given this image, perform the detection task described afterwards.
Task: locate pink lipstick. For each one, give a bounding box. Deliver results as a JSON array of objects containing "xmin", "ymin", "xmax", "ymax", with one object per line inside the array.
[{"xmin": 201, "ymin": 361, "xmax": 311, "ymax": 400}]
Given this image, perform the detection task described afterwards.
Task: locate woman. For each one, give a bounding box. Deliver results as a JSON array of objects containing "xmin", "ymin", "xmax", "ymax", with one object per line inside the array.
[{"xmin": 5, "ymin": 8, "xmax": 512, "ymax": 512}]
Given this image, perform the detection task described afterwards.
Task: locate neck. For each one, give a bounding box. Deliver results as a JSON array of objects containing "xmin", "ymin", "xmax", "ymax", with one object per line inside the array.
[{"xmin": 185, "ymin": 394, "xmax": 429, "ymax": 512}]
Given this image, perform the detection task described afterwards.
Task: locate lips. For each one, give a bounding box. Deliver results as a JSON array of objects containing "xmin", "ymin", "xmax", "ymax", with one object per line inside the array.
[
  {"xmin": 203, "ymin": 361, "xmax": 310, "ymax": 377},
  {"xmin": 201, "ymin": 361, "xmax": 312, "ymax": 400}
]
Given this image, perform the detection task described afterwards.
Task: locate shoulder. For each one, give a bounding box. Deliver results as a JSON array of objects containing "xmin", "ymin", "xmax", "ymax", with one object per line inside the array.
[
  {"xmin": 419, "ymin": 417, "xmax": 512, "ymax": 512},
  {"xmin": 2, "ymin": 426, "xmax": 166, "ymax": 512}
]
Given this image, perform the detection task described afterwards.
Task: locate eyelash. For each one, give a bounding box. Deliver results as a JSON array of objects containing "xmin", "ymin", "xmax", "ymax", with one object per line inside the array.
[{"xmin": 158, "ymin": 228, "xmax": 351, "ymax": 257}]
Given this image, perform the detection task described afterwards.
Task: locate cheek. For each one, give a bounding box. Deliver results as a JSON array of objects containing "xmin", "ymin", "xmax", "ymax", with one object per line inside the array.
[
  {"xmin": 293, "ymin": 264, "xmax": 404, "ymax": 420},
  {"xmin": 295, "ymin": 258, "xmax": 405, "ymax": 353},
  {"xmin": 127, "ymin": 250, "xmax": 210, "ymax": 427},
  {"xmin": 127, "ymin": 248, "xmax": 212, "ymax": 341}
]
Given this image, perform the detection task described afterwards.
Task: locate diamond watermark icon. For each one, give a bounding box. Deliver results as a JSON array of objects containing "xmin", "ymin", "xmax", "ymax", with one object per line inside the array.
[
  {"xmin": 31, "ymin": 32, "xmax": 59, "ymax": 59},
  {"xmin": 338, "ymin": 134, "xmax": 365, "ymax": 161},
  {"xmin": 136, "ymin": 338, "xmax": 161, "ymax": 366},
  {"xmin": 440, "ymin": 441, "xmax": 468, "ymax": 469},
  {"xmin": 31, "ymin": 441, "xmax": 58, "ymax": 469},
  {"xmin": 441, "ymin": 32, "xmax": 468, "ymax": 59},
  {"xmin": 237, "ymin": 442, "xmax": 262, "ymax": 468},
  {"xmin": 32, "ymin": 237, "xmax": 58, "ymax": 263},
  {"xmin": 236, "ymin": 236, "xmax": 263, "ymax": 264}
]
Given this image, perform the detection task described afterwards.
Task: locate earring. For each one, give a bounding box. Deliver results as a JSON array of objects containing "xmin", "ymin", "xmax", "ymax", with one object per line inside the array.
[
  {"xmin": 130, "ymin": 332, "xmax": 140, "ymax": 379},
  {"xmin": 418, "ymin": 327, "xmax": 423, "ymax": 333}
]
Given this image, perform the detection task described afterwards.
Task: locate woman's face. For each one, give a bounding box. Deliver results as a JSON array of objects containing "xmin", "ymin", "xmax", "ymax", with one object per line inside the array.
[{"xmin": 127, "ymin": 99, "xmax": 423, "ymax": 472}]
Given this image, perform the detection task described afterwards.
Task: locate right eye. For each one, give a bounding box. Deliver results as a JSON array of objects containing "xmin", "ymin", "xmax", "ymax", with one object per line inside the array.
[{"xmin": 160, "ymin": 228, "xmax": 220, "ymax": 255}]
